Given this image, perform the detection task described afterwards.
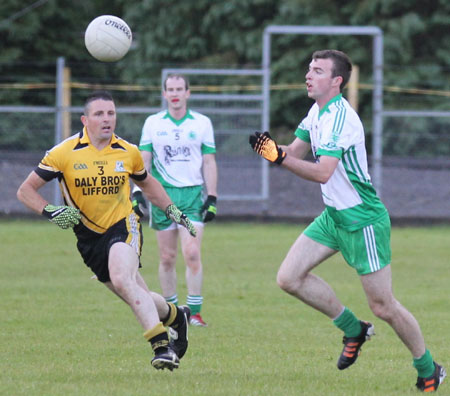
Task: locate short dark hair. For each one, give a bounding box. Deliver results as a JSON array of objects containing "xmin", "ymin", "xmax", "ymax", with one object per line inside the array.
[
  {"xmin": 163, "ymin": 74, "xmax": 190, "ymax": 91},
  {"xmin": 84, "ymin": 90, "xmax": 114, "ymax": 115},
  {"xmin": 312, "ymin": 50, "xmax": 352, "ymax": 91}
]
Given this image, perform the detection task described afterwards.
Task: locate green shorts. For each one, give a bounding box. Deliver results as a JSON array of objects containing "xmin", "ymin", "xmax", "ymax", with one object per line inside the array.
[
  {"xmin": 304, "ymin": 210, "xmax": 391, "ymax": 275},
  {"xmin": 151, "ymin": 185, "xmax": 204, "ymax": 231}
]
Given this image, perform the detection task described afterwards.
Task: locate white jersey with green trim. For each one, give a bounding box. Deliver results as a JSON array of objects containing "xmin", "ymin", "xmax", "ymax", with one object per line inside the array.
[
  {"xmin": 139, "ymin": 109, "xmax": 216, "ymax": 188},
  {"xmin": 295, "ymin": 94, "xmax": 387, "ymax": 231}
]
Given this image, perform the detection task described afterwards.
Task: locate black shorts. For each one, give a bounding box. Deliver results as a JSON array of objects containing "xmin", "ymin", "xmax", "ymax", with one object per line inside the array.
[{"xmin": 75, "ymin": 215, "xmax": 143, "ymax": 283}]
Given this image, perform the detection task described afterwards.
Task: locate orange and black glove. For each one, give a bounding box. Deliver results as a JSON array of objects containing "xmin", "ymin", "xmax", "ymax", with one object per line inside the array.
[{"xmin": 249, "ymin": 131, "xmax": 286, "ymax": 164}]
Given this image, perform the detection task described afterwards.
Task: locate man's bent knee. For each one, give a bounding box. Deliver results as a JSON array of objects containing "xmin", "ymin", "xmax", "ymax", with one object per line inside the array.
[
  {"xmin": 277, "ymin": 270, "xmax": 297, "ymax": 294},
  {"xmin": 368, "ymin": 298, "xmax": 398, "ymax": 321},
  {"xmin": 109, "ymin": 267, "xmax": 134, "ymax": 295}
]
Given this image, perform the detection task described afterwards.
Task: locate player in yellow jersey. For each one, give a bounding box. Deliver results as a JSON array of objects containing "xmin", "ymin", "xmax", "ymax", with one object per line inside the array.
[{"xmin": 16, "ymin": 91, "xmax": 195, "ymax": 371}]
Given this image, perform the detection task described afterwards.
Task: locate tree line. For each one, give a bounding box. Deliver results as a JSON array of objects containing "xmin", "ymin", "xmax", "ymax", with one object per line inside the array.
[{"xmin": 1, "ymin": 0, "xmax": 449, "ymax": 153}]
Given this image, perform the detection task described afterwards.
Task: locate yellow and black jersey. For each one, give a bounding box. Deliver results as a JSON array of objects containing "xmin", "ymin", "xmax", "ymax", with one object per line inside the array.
[{"xmin": 36, "ymin": 127, "xmax": 147, "ymax": 234}]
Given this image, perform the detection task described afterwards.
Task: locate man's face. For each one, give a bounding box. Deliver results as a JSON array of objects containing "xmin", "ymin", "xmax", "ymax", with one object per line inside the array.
[
  {"xmin": 305, "ymin": 58, "xmax": 340, "ymax": 102},
  {"xmin": 81, "ymin": 99, "xmax": 116, "ymax": 143},
  {"xmin": 163, "ymin": 77, "xmax": 190, "ymax": 112}
]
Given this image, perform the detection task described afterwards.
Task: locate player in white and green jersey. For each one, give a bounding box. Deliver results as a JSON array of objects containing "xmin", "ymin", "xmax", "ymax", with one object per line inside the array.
[
  {"xmin": 133, "ymin": 74, "xmax": 218, "ymax": 327},
  {"xmin": 249, "ymin": 50, "xmax": 445, "ymax": 392},
  {"xmin": 139, "ymin": 108, "xmax": 215, "ymax": 190},
  {"xmin": 295, "ymin": 93, "xmax": 388, "ymax": 233}
]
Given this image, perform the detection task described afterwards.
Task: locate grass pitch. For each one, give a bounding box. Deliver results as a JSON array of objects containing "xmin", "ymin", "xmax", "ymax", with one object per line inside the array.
[{"xmin": 0, "ymin": 219, "xmax": 448, "ymax": 396}]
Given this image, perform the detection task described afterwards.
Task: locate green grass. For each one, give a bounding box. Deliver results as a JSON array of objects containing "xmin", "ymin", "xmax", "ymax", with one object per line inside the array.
[{"xmin": 1, "ymin": 219, "xmax": 448, "ymax": 396}]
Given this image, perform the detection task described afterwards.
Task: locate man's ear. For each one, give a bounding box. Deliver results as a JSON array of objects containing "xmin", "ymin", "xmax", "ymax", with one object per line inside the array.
[
  {"xmin": 333, "ymin": 75, "xmax": 343, "ymax": 89},
  {"xmin": 81, "ymin": 115, "xmax": 87, "ymax": 126}
]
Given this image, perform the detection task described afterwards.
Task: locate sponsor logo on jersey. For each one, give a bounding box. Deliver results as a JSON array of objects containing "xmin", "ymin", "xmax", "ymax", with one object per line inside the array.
[
  {"xmin": 163, "ymin": 145, "xmax": 191, "ymax": 165},
  {"xmin": 75, "ymin": 175, "xmax": 126, "ymax": 196},
  {"xmin": 157, "ymin": 131, "xmax": 168, "ymax": 136},
  {"xmin": 74, "ymin": 163, "xmax": 88, "ymax": 170},
  {"xmin": 323, "ymin": 142, "xmax": 338, "ymax": 149},
  {"xmin": 114, "ymin": 161, "xmax": 126, "ymax": 172}
]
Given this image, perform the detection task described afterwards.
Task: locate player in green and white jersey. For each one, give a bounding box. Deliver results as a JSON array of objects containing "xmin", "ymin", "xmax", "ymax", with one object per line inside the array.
[
  {"xmin": 249, "ymin": 50, "xmax": 445, "ymax": 392},
  {"xmin": 133, "ymin": 74, "xmax": 218, "ymax": 327}
]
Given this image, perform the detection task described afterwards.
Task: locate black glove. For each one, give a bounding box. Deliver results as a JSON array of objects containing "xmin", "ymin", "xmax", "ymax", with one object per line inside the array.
[
  {"xmin": 202, "ymin": 195, "xmax": 217, "ymax": 223},
  {"xmin": 131, "ymin": 190, "xmax": 148, "ymax": 218},
  {"xmin": 165, "ymin": 204, "xmax": 197, "ymax": 237},
  {"xmin": 249, "ymin": 131, "xmax": 286, "ymax": 164},
  {"xmin": 42, "ymin": 204, "xmax": 81, "ymax": 229}
]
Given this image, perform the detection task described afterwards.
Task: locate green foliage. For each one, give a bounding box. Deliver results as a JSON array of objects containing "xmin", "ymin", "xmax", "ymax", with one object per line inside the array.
[
  {"xmin": 0, "ymin": 0, "xmax": 129, "ymax": 107},
  {"xmin": 1, "ymin": 220, "xmax": 449, "ymax": 395},
  {"xmin": 383, "ymin": 116, "xmax": 450, "ymax": 157},
  {"xmin": 0, "ymin": 112, "xmax": 54, "ymax": 150},
  {"xmin": 348, "ymin": 0, "xmax": 450, "ymax": 111},
  {"xmin": 0, "ymin": 0, "xmax": 128, "ymax": 62}
]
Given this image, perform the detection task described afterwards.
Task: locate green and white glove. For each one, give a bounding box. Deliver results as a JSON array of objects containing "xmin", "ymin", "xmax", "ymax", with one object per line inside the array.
[
  {"xmin": 42, "ymin": 204, "xmax": 81, "ymax": 229},
  {"xmin": 165, "ymin": 204, "xmax": 197, "ymax": 237}
]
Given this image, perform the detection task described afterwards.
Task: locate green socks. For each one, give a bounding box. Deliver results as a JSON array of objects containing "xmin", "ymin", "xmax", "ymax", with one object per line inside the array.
[
  {"xmin": 165, "ymin": 294, "xmax": 178, "ymax": 306},
  {"xmin": 413, "ymin": 349, "xmax": 435, "ymax": 378},
  {"xmin": 333, "ymin": 307, "xmax": 362, "ymax": 337},
  {"xmin": 334, "ymin": 308, "xmax": 435, "ymax": 378},
  {"xmin": 187, "ymin": 294, "xmax": 203, "ymax": 315}
]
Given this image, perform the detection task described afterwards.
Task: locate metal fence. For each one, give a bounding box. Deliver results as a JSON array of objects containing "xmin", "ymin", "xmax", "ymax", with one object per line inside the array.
[{"xmin": 1, "ymin": 54, "xmax": 449, "ymax": 222}]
